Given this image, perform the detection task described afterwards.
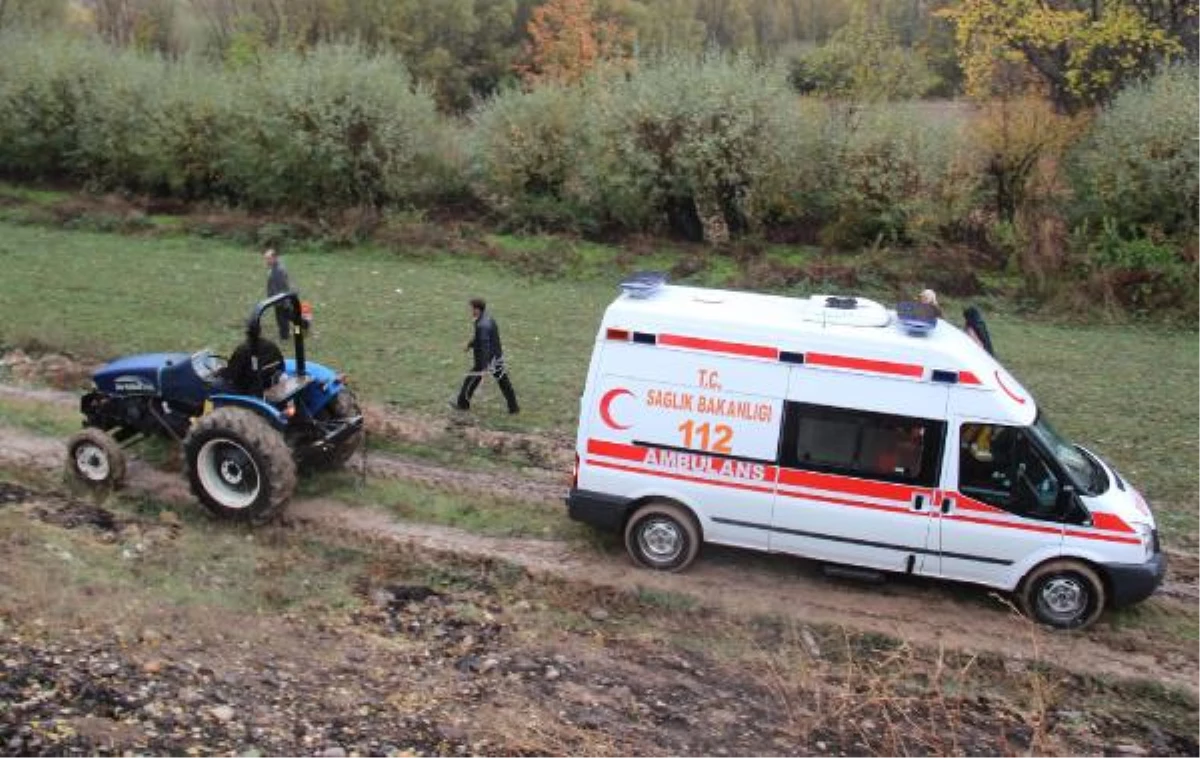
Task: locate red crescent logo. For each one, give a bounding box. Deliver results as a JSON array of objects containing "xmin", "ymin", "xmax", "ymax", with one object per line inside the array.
[
  {"xmin": 600, "ymin": 388, "xmax": 634, "ymax": 430},
  {"xmin": 994, "ymin": 370, "xmax": 1027, "ymax": 405}
]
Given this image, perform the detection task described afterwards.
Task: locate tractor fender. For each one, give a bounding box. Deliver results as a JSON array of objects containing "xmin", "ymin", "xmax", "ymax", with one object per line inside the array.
[
  {"xmin": 284, "ymin": 359, "xmax": 342, "ymax": 416},
  {"xmin": 208, "ymin": 395, "xmax": 287, "ymax": 429}
]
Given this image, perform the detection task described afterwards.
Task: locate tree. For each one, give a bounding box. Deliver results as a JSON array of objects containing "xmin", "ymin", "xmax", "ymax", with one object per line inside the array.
[
  {"xmin": 940, "ymin": 0, "xmax": 1187, "ymax": 112},
  {"xmin": 517, "ymin": 0, "xmax": 634, "ymax": 86},
  {"xmin": 788, "ymin": 0, "xmax": 940, "ymax": 99},
  {"xmin": 0, "ymin": 0, "xmax": 67, "ymax": 30}
]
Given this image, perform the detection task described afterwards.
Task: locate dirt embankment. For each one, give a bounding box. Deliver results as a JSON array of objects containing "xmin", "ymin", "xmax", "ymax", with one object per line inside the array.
[
  {"xmin": 1, "ymin": 480, "xmax": 1197, "ymax": 758},
  {"xmin": 0, "ymin": 418, "xmax": 1195, "ymax": 698}
]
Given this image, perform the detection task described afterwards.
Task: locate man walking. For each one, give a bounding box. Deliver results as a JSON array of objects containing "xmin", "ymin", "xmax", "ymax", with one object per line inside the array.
[
  {"xmin": 454, "ymin": 298, "xmax": 519, "ymax": 414},
  {"xmin": 264, "ymin": 248, "xmax": 292, "ymax": 341}
]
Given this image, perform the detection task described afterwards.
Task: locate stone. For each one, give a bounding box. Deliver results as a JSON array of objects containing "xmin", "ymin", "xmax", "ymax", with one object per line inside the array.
[
  {"xmin": 1114, "ymin": 744, "xmax": 1148, "ymax": 757},
  {"xmin": 545, "ymin": 667, "xmax": 561, "ymax": 681},
  {"xmin": 142, "ymin": 660, "xmax": 164, "ymax": 674},
  {"xmin": 321, "ymin": 747, "xmax": 347, "ymax": 758},
  {"xmin": 480, "ymin": 658, "xmax": 499, "ymax": 674},
  {"xmin": 587, "ymin": 607, "xmax": 610, "ymax": 622},
  {"xmin": 210, "ymin": 705, "xmax": 235, "ymax": 723}
]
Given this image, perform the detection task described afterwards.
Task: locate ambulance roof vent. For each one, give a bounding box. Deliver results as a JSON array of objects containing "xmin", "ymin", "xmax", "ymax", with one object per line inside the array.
[
  {"xmin": 798, "ymin": 294, "xmax": 891, "ymax": 328},
  {"xmin": 619, "ymin": 271, "xmax": 668, "ymax": 299}
]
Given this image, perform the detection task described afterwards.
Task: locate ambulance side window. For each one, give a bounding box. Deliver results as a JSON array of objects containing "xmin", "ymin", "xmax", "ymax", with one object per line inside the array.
[{"xmin": 780, "ymin": 403, "xmax": 945, "ymax": 487}]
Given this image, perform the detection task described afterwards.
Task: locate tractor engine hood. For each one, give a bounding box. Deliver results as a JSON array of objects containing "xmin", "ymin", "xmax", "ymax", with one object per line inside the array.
[{"xmin": 93, "ymin": 353, "xmax": 190, "ymax": 394}]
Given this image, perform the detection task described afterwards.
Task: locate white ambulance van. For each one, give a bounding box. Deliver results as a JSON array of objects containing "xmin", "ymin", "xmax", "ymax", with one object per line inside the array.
[{"xmin": 566, "ymin": 279, "xmax": 1165, "ymax": 629}]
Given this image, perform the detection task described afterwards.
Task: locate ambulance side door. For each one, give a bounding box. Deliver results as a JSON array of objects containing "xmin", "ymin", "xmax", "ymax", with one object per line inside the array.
[
  {"xmin": 770, "ymin": 369, "xmax": 948, "ymax": 573},
  {"xmin": 931, "ymin": 419, "xmax": 1064, "ymax": 588}
]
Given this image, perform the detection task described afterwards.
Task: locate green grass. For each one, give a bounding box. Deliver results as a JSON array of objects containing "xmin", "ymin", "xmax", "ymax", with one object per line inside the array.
[
  {"xmin": 0, "ymin": 181, "xmax": 69, "ymax": 206},
  {"xmin": 0, "ymin": 222, "xmax": 613, "ymax": 434},
  {"xmin": 0, "ymin": 394, "xmax": 80, "ymax": 436},
  {"xmin": 0, "ymin": 220, "xmax": 1196, "ymax": 541},
  {"xmin": 299, "ymin": 471, "xmax": 581, "ymax": 540}
]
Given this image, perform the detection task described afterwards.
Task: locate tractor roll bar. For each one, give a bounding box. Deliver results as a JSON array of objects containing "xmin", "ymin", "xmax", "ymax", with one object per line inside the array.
[{"xmin": 248, "ymin": 292, "xmax": 306, "ymax": 380}]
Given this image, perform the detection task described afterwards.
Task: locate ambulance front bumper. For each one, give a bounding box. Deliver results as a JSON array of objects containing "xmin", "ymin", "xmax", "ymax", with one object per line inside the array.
[
  {"xmin": 565, "ymin": 488, "xmax": 632, "ymax": 532},
  {"xmin": 1103, "ymin": 551, "xmax": 1167, "ymax": 608}
]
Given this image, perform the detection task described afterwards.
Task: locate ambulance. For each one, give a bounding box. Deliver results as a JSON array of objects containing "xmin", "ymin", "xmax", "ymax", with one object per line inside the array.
[{"xmin": 566, "ymin": 277, "xmax": 1166, "ymax": 629}]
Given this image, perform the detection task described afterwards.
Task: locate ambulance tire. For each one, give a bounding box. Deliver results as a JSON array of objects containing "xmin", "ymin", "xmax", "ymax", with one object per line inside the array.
[
  {"xmin": 624, "ymin": 501, "xmax": 701, "ymax": 572},
  {"xmin": 1019, "ymin": 559, "xmax": 1106, "ymax": 630}
]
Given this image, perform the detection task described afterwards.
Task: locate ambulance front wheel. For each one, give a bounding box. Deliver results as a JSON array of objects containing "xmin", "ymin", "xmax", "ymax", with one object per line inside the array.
[
  {"xmin": 625, "ymin": 501, "xmax": 701, "ymax": 572},
  {"xmin": 1019, "ymin": 559, "xmax": 1106, "ymax": 630}
]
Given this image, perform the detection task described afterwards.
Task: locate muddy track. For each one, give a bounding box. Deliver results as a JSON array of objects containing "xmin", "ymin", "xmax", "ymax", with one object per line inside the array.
[{"xmin": 1, "ymin": 421, "xmax": 1196, "ymax": 696}]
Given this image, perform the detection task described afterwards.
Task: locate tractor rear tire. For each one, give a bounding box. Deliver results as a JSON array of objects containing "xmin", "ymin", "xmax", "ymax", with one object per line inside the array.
[
  {"xmin": 64, "ymin": 428, "xmax": 127, "ymax": 492},
  {"xmin": 184, "ymin": 407, "xmax": 296, "ymax": 523},
  {"xmin": 313, "ymin": 388, "xmax": 365, "ymax": 470}
]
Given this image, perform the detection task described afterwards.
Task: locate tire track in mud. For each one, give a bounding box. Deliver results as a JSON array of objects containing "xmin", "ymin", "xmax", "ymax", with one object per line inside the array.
[{"xmin": 0, "ymin": 420, "xmax": 1196, "ymax": 695}]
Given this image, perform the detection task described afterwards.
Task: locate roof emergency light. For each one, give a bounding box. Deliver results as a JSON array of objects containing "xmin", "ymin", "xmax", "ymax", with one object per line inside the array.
[
  {"xmin": 896, "ymin": 301, "xmax": 938, "ymax": 335},
  {"xmin": 619, "ymin": 271, "xmax": 668, "ymax": 299}
]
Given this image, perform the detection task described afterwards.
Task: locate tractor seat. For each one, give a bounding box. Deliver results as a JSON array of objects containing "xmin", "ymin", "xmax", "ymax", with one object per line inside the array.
[
  {"xmin": 222, "ymin": 339, "xmax": 286, "ymax": 397},
  {"xmin": 264, "ymin": 374, "xmax": 314, "ymax": 405}
]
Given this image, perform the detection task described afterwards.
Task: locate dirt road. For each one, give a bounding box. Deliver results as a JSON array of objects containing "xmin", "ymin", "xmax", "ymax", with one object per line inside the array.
[{"xmin": 2, "ymin": 416, "xmax": 1195, "ymax": 696}]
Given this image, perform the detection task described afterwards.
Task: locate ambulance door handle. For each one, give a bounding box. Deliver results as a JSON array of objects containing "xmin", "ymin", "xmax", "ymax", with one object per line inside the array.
[
  {"xmin": 941, "ymin": 497, "xmax": 954, "ymax": 514},
  {"xmin": 911, "ymin": 494, "xmax": 926, "ymax": 512}
]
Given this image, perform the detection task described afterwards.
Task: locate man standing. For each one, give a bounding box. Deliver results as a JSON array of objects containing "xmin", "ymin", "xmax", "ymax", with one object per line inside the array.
[
  {"xmin": 454, "ymin": 298, "xmax": 519, "ymax": 414},
  {"xmin": 264, "ymin": 248, "xmax": 292, "ymax": 341}
]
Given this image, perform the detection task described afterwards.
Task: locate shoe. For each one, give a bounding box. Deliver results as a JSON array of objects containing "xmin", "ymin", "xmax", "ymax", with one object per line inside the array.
[
  {"xmin": 449, "ymin": 401, "xmax": 469, "ymax": 411},
  {"xmin": 508, "ymin": 407, "xmax": 520, "ymax": 415}
]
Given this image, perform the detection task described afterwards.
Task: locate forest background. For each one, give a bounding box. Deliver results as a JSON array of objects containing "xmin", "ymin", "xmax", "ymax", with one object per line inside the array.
[{"xmin": 0, "ymin": 0, "xmax": 1196, "ymax": 319}]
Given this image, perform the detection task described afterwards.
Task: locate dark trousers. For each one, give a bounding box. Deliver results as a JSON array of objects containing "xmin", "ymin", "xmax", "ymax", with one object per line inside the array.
[
  {"xmin": 456, "ymin": 359, "xmax": 518, "ymax": 412},
  {"xmin": 274, "ymin": 309, "xmax": 291, "ymax": 342}
]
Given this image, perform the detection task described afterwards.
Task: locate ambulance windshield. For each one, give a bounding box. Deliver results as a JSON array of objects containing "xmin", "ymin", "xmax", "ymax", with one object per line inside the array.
[{"xmin": 1029, "ymin": 414, "xmax": 1107, "ymax": 495}]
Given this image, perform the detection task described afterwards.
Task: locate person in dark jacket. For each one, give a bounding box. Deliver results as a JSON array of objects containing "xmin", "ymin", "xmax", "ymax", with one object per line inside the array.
[
  {"xmin": 963, "ymin": 306, "xmax": 995, "ymax": 356},
  {"xmin": 264, "ymin": 248, "xmax": 293, "ymax": 341},
  {"xmin": 222, "ymin": 319, "xmax": 284, "ymax": 396},
  {"xmin": 454, "ymin": 298, "xmax": 519, "ymax": 414}
]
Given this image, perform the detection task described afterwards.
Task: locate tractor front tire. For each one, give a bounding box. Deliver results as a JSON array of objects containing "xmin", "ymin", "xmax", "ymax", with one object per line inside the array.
[
  {"xmin": 184, "ymin": 407, "xmax": 296, "ymax": 523},
  {"xmin": 313, "ymin": 388, "xmax": 365, "ymax": 470},
  {"xmin": 65, "ymin": 428, "xmax": 127, "ymax": 492}
]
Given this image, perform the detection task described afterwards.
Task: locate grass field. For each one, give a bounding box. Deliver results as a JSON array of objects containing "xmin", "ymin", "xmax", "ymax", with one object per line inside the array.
[{"xmin": 0, "ymin": 220, "xmax": 1196, "ymax": 540}]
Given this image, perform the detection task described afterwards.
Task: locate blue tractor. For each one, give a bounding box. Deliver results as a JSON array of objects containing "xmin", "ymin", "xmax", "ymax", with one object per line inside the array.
[{"xmin": 64, "ymin": 293, "xmax": 364, "ymax": 522}]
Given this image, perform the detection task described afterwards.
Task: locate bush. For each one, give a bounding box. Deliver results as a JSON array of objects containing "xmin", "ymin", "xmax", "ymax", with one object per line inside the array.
[
  {"xmin": 1068, "ymin": 65, "xmax": 1199, "ymax": 238},
  {"xmin": 0, "ymin": 35, "xmax": 110, "ymax": 180},
  {"xmin": 469, "ymin": 54, "xmax": 817, "ymax": 240},
  {"xmin": 467, "ymin": 83, "xmax": 592, "ymax": 231},
  {"xmin": 216, "ymin": 46, "xmax": 446, "ymax": 210},
  {"xmin": 820, "ymin": 103, "xmax": 980, "ymax": 250},
  {"xmin": 0, "ymin": 34, "xmax": 448, "ymax": 210},
  {"xmin": 579, "ymin": 54, "xmax": 809, "ymax": 240}
]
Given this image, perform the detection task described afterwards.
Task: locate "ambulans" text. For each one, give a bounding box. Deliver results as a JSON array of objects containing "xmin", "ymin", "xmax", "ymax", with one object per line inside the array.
[{"xmin": 643, "ymin": 448, "xmax": 767, "ymax": 481}]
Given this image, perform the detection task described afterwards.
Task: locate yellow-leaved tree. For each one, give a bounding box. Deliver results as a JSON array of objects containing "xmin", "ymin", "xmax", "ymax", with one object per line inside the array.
[{"xmin": 939, "ymin": 0, "xmax": 1186, "ymax": 112}]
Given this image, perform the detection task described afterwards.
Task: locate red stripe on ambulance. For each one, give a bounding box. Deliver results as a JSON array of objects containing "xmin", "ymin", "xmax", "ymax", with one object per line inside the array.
[
  {"xmin": 586, "ymin": 438, "xmax": 645, "ymax": 462},
  {"xmin": 805, "ymin": 352, "xmax": 924, "ymax": 378},
  {"xmin": 586, "ymin": 459, "xmax": 776, "ymax": 495},
  {"xmin": 1089, "ymin": 512, "xmax": 1136, "ymax": 533},
  {"xmin": 1064, "ymin": 529, "xmax": 1141, "ymax": 545},
  {"xmin": 777, "ymin": 468, "xmax": 923, "ymax": 505},
  {"xmin": 585, "ymin": 440, "xmax": 1143, "ymax": 547},
  {"xmin": 657, "ymin": 334, "xmax": 780, "ymax": 360},
  {"xmin": 954, "ymin": 495, "xmax": 1006, "ymax": 514}
]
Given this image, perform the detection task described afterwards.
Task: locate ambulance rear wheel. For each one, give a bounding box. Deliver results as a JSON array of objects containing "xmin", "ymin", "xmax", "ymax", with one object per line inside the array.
[
  {"xmin": 1019, "ymin": 559, "xmax": 1106, "ymax": 630},
  {"xmin": 625, "ymin": 501, "xmax": 700, "ymax": 572}
]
